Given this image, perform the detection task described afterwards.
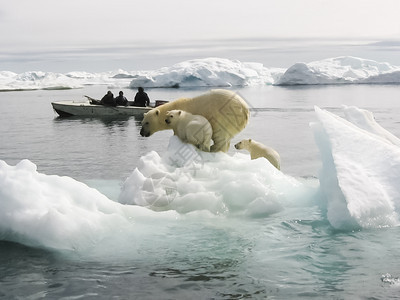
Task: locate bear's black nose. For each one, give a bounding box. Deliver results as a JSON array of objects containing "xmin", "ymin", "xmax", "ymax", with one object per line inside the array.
[
  {"xmin": 165, "ymin": 119, "xmax": 170, "ymax": 124},
  {"xmin": 140, "ymin": 128, "xmax": 149, "ymax": 137}
]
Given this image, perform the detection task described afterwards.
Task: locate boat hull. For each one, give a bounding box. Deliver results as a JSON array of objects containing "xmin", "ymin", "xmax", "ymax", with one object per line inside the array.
[{"xmin": 52, "ymin": 101, "xmax": 152, "ymax": 117}]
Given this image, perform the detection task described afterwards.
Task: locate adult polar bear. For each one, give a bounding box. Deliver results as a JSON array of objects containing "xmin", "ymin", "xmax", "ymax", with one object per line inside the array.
[{"xmin": 140, "ymin": 89, "xmax": 250, "ymax": 152}]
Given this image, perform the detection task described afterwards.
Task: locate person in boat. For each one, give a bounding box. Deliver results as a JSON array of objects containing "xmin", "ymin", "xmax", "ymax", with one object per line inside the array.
[
  {"xmin": 115, "ymin": 91, "xmax": 128, "ymax": 106},
  {"xmin": 100, "ymin": 91, "xmax": 116, "ymax": 106},
  {"xmin": 133, "ymin": 87, "xmax": 150, "ymax": 107}
]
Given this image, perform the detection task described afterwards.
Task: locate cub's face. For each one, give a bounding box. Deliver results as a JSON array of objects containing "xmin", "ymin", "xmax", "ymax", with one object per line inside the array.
[
  {"xmin": 234, "ymin": 139, "xmax": 252, "ymax": 150},
  {"xmin": 140, "ymin": 109, "xmax": 160, "ymax": 137},
  {"xmin": 165, "ymin": 110, "xmax": 182, "ymax": 126}
]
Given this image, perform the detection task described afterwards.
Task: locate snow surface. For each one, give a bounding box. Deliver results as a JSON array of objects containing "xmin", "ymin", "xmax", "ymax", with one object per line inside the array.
[
  {"xmin": 1, "ymin": 56, "xmax": 400, "ymax": 91},
  {"xmin": 118, "ymin": 136, "xmax": 312, "ymax": 215}
]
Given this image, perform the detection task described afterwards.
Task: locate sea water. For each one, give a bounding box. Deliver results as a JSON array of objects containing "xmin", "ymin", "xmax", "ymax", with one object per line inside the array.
[{"xmin": 1, "ymin": 84, "xmax": 400, "ymax": 299}]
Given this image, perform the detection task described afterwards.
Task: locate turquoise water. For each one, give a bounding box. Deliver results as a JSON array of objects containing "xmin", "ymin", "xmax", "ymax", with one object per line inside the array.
[
  {"xmin": 1, "ymin": 85, "xmax": 400, "ymax": 299},
  {"xmin": 1, "ymin": 207, "xmax": 400, "ymax": 299}
]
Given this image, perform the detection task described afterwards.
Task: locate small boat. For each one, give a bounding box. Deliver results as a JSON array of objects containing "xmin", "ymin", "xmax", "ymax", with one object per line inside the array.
[{"xmin": 52, "ymin": 96, "xmax": 167, "ymax": 117}]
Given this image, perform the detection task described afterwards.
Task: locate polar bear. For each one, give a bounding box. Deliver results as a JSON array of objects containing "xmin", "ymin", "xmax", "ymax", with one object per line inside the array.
[
  {"xmin": 234, "ymin": 139, "xmax": 281, "ymax": 170},
  {"xmin": 165, "ymin": 110, "xmax": 212, "ymax": 152},
  {"xmin": 140, "ymin": 89, "xmax": 249, "ymax": 152}
]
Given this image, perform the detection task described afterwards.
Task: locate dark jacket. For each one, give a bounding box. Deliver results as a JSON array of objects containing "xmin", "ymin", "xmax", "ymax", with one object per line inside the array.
[
  {"xmin": 115, "ymin": 95, "xmax": 128, "ymax": 106},
  {"xmin": 101, "ymin": 92, "xmax": 116, "ymax": 106},
  {"xmin": 134, "ymin": 91, "xmax": 150, "ymax": 107}
]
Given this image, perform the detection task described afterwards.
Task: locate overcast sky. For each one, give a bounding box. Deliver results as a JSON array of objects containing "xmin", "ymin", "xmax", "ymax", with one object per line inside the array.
[
  {"xmin": 1, "ymin": 0, "xmax": 399, "ymax": 72},
  {"xmin": 1, "ymin": 0, "xmax": 399, "ymax": 51}
]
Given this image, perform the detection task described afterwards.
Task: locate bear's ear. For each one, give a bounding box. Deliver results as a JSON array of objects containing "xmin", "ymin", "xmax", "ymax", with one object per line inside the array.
[
  {"xmin": 178, "ymin": 110, "xmax": 182, "ymax": 115},
  {"xmin": 248, "ymin": 139, "xmax": 252, "ymax": 142},
  {"xmin": 155, "ymin": 109, "xmax": 160, "ymax": 116}
]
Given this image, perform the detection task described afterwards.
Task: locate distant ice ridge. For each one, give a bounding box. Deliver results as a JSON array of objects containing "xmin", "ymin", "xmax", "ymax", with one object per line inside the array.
[
  {"xmin": 128, "ymin": 56, "xmax": 400, "ymax": 87},
  {"xmin": 276, "ymin": 56, "xmax": 400, "ymax": 85},
  {"xmin": 0, "ymin": 71, "xmax": 83, "ymax": 91},
  {"xmin": 128, "ymin": 57, "xmax": 284, "ymax": 88},
  {"xmin": 0, "ymin": 70, "xmax": 135, "ymax": 91},
  {"xmin": 312, "ymin": 106, "xmax": 400, "ymax": 230},
  {"xmin": 2, "ymin": 56, "xmax": 400, "ymax": 91}
]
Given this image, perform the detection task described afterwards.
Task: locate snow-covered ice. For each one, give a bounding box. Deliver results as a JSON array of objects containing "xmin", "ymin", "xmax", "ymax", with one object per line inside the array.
[{"xmin": 118, "ymin": 136, "xmax": 312, "ymax": 215}]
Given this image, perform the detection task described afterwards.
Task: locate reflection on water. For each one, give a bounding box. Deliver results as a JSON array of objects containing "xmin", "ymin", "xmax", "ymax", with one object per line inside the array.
[
  {"xmin": 53, "ymin": 115, "xmax": 136, "ymax": 129},
  {"xmin": 49, "ymin": 115, "xmax": 146, "ymax": 180},
  {"xmin": 53, "ymin": 111, "xmax": 144, "ymax": 125}
]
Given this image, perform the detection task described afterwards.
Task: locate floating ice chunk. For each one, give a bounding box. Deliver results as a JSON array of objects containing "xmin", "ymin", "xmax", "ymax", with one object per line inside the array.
[
  {"xmin": 312, "ymin": 106, "xmax": 400, "ymax": 229},
  {"xmin": 0, "ymin": 159, "xmax": 177, "ymax": 250}
]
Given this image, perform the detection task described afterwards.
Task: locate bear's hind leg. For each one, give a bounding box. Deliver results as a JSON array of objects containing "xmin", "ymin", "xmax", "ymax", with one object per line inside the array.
[
  {"xmin": 210, "ymin": 139, "xmax": 230, "ymax": 152},
  {"xmin": 185, "ymin": 124, "xmax": 204, "ymax": 149},
  {"xmin": 198, "ymin": 143, "xmax": 210, "ymax": 152}
]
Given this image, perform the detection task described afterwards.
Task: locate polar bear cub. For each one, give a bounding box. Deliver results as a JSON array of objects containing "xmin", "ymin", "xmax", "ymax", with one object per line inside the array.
[
  {"xmin": 235, "ymin": 139, "xmax": 281, "ymax": 170},
  {"xmin": 165, "ymin": 109, "xmax": 213, "ymax": 152}
]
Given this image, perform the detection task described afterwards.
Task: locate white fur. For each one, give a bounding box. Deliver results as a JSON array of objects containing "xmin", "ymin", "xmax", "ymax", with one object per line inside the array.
[
  {"xmin": 235, "ymin": 139, "xmax": 281, "ymax": 170},
  {"xmin": 165, "ymin": 110, "xmax": 213, "ymax": 152},
  {"xmin": 140, "ymin": 89, "xmax": 249, "ymax": 152}
]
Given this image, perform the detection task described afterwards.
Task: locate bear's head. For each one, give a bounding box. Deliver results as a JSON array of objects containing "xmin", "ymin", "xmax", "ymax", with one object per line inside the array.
[
  {"xmin": 164, "ymin": 110, "xmax": 182, "ymax": 126},
  {"xmin": 234, "ymin": 139, "xmax": 252, "ymax": 150},
  {"xmin": 140, "ymin": 109, "xmax": 161, "ymax": 137}
]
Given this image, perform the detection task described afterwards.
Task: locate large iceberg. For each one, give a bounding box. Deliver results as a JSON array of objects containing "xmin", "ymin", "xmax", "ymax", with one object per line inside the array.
[{"xmin": 312, "ymin": 106, "xmax": 400, "ymax": 229}]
